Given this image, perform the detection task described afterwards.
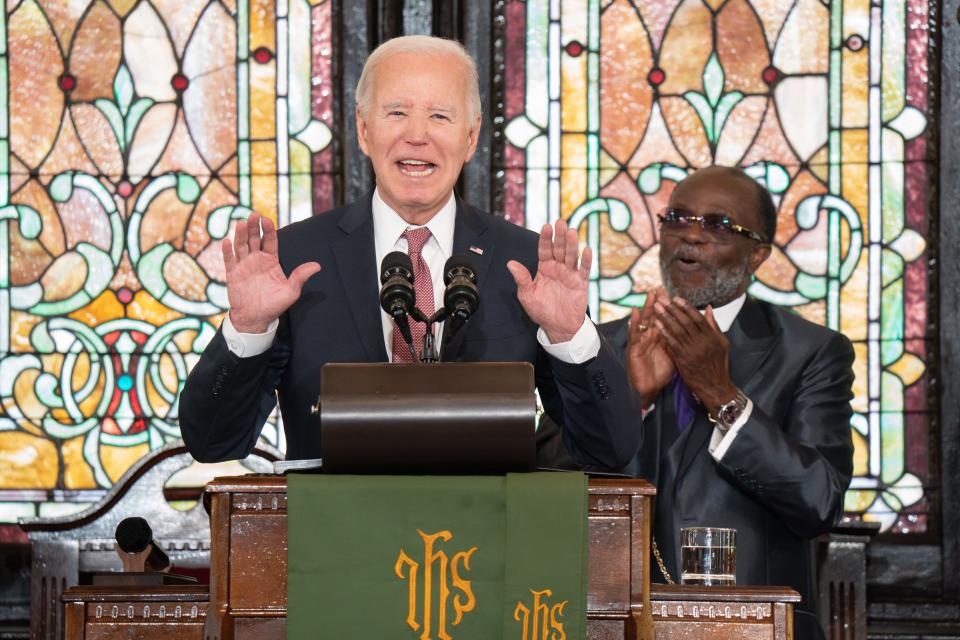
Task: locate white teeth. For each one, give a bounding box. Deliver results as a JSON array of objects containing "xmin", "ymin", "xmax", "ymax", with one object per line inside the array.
[{"xmin": 398, "ymin": 161, "xmax": 436, "ymax": 177}]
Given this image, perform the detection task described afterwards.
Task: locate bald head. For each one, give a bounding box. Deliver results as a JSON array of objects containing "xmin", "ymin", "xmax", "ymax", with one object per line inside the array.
[{"xmin": 676, "ymin": 166, "xmax": 777, "ymax": 243}]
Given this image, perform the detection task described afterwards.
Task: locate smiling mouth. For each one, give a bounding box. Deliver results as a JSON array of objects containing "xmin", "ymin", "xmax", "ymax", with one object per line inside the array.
[{"xmin": 397, "ymin": 160, "xmax": 437, "ymax": 177}]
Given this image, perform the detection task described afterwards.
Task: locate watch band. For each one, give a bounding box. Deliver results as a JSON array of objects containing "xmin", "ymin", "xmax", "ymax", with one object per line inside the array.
[{"xmin": 708, "ymin": 388, "xmax": 749, "ymax": 433}]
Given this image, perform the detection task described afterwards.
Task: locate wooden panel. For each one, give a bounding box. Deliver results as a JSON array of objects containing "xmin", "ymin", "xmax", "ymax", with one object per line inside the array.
[
  {"xmin": 61, "ymin": 586, "xmax": 208, "ymax": 640},
  {"xmin": 588, "ymin": 515, "xmax": 631, "ymax": 609}
]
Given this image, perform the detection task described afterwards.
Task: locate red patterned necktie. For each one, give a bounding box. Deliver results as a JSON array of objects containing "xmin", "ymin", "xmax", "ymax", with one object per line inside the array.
[{"xmin": 391, "ymin": 227, "xmax": 435, "ymax": 363}]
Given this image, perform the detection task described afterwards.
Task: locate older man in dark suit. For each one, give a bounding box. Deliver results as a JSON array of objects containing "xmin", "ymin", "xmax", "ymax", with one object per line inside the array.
[
  {"xmin": 178, "ymin": 35, "xmax": 644, "ymax": 467},
  {"xmin": 538, "ymin": 166, "xmax": 854, "ymax": 640}
]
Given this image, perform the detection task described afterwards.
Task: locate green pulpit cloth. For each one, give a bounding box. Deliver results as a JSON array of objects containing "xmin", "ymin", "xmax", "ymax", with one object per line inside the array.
[{"xmin": 288, "ymin": 472, "xmax": 588, "ymax": 639}]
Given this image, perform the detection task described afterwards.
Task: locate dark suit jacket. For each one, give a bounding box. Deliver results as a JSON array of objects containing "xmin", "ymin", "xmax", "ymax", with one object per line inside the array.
[
  {"xmin": 537, "ymin": 298, "xmax": 854, "ymax": 640},
  {"xmin": 179, "ymin": 194, "xmax": 644, "ymax": 467}
]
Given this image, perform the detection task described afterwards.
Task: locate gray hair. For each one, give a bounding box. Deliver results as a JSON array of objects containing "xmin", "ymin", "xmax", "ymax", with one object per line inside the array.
[{"xmin": 355, "ymin": 35, "xmax": 482, "ymax": 125}]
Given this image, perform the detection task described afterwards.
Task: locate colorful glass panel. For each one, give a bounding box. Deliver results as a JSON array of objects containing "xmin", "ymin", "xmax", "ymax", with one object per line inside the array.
[
  {"xmin": 0, "ymin": 0, "xmax": 334, "ymax": 522},
  {"xmin": 500, "ymin": 0, "xmax": 933, "ymax": 533}
]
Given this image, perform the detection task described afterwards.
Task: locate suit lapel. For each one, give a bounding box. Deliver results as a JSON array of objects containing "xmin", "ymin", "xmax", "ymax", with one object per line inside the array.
[
  {"xmin": 330, "ymin": 196, "xmax": 389, "ymax": 362},
  {"xmin": 451, "ymin": 198, "xmax": 493, "ymax": 293},
  {"xmin": 672, "ymin": 298, "xmax": 778, "ymax": 482},
  {"xmin": 443, "ymin": 199, "xmax": 493, "ymax": 360}
]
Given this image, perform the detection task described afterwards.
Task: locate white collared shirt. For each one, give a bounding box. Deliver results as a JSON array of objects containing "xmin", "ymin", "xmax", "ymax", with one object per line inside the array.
[{"xmin": 221, "ymin": 189, "xmax": 601, "ymax": 363}]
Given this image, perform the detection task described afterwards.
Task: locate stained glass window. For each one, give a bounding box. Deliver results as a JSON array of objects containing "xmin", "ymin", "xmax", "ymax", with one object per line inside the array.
[
  {"xmin": 0, "ymin": 0, "xmax": 334, "ymax": 522},
  {"xmin": 498, "ymin": 0, "xmax": 933, "ymax": 533}
]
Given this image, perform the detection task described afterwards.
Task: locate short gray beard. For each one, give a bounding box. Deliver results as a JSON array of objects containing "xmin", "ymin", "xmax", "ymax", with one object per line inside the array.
[{"xmin": 660, "ymin": 247, "xmax": 751, "ymax": 309}]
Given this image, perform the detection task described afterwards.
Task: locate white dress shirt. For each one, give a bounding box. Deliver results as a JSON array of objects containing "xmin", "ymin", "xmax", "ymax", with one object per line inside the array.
[{"xmin": 221, "ymin": 189, "xmax": 601, "ymax": 363}]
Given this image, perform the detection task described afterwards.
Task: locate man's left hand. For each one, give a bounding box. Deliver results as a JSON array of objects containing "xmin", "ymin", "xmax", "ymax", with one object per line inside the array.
[
  {"xmin": 654, "ymin": 297, "xmax": 738, "ymax": 416},
  {"xmin": 507, "ymin": 219, "xmax": 592, "ymax": 343}
]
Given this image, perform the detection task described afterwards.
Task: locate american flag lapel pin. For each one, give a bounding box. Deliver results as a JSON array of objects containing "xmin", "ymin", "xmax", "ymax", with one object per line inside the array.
[{"xmin": 469, "ymin": 246, "xmax": 484, "ymax": 256}]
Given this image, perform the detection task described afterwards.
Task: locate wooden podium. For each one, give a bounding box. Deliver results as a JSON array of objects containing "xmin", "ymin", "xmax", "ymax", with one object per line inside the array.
[
  {"xmin": 61, "ymin": 473, "xmax": 801, "ymax": 639},
  {"xmin": 203, "ymin": 474, "xmax": 655, "ymax": 639}
]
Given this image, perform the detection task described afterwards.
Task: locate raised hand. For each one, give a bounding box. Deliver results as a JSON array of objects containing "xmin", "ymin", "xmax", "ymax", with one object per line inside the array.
[
  {"xmin": 653, "ymin": 297, "xmax": 737, "ymax": 416},
  {"xmin": 506, "ymin": 219, "xmax": 592, "ymax": 343},
  {"xmin": 625, "ymin": 289, "xmax": 675, "ymax": 405},
  {"xmin": 222, "ymin": 212, "xmax": 321, "ymax": 333}
]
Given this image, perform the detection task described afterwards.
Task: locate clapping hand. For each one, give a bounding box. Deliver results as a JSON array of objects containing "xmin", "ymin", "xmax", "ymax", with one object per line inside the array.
[
  {"xmin": 507, "ymin": 219, "xmax": 592, "ymax": 343},
  {"xmin": 653, "ymin": 297, "xmax": 737, "ymax": 416},
  {"xmin": 222, "ymin": 212, "xmax": 321, "ymax": 333},
  {"xmin": 626, "ymin": 289, "xmax": 675, "ymax": 405}
]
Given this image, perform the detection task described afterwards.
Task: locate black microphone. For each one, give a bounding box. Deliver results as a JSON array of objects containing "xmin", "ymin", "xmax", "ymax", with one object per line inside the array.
[
  {"xmin": 443, "ymin": 254, "xmax": 480, "ymax": 322},
  {"xmin": 379, "ymin": 251, "xmax": 416, "ymax": 358},
  {"xmin": 115, "ymin": 517, "xmax": 170, "ymax": 572}
]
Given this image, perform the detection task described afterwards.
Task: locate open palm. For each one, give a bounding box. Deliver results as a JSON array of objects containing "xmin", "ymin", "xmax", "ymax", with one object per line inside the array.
[
  {"xmin": 507, "ymin": 219, "xmax": 591, "ymax": 343},
  {"xmin": 223, "ymin": 212, "xmax": 320, "ymax": 333},
  {"xmin": 626, "ymin": 290, "xmax": 675, "ymax": 403}
]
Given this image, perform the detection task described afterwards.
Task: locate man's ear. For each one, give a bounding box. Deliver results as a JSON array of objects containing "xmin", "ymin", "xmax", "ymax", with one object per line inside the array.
[
  {"xmin": 748, "ymin": 243, "xmax": 773, "ymax": 275},
  {"xmin": 356, "ymin": 107, "xmax": 370, "ymax": 157},
  {"xmin": 463, "ymin": 115, "xmax": 482, "ymax": 163}
]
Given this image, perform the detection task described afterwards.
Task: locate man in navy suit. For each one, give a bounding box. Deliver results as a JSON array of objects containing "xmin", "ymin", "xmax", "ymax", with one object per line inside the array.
[
  {"xmin": 178, "ymin": 35, "xmax": 644, "ymax": 466},
  {"xmin": 537, "ymin": 166, "xmax": 854, "ymax": 639}
]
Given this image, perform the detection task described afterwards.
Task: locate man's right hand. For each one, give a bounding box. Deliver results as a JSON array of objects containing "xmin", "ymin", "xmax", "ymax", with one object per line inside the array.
[
  {"xmin": 626, "ymin": 288, "xmax": 675, "ymax": 405},
  {"xmin": 222, "ymin": 212, "xmax": 321, "ymax": 334}
]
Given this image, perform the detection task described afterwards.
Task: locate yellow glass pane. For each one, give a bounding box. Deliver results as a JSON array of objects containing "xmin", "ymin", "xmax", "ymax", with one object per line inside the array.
[
  {"xmin": 792, "ymin": 300, "xmax": 826, "ymax": 327},
  {"xmin": 841, "ymin": 50, "xmax": 869, "ymax": 128},
  {"xmin": 128, "ymin": 290, "xmax": 184, "ymax": 326},
  {"xmin": 560, "ymin": 164, "xmax": 587, "ymax": 222},
  {"xmin": 68, "ymin": 289, "xmax": 124, "ymax": 328},
  {"xmin": 250, "ymin": 62, "xmax": 278, "ymax": 139},
  {"xmin": 0, "ymin": 432, "xmax": 58, "ymax": 489},
  {"xmin": 63, "ymin": 435, "xmax": 97, "ymax": 490},
  {"xmin": 251, "ymin": 141, "xmax": 278, "ymax": 219},
  {"xmin": 840, "ymin": 256, "xmax": 870, "ymax": 341},
  {"xmin": 561, "ymin": 54, "xmax": 587, "ymax": 132},
  {"xmin": 102, "ymin": 442, "xmax": 151, "ymax": 484},
  {"xmin": 888, "ymin": 352, "xmax": 925, "ymax": 386},
  {"xmin": 249, "ymin": 0, "xmax": 277, "ymax": 52}
]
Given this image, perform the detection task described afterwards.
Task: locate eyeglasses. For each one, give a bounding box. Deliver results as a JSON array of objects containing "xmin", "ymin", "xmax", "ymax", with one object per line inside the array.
[{"xmin": 657, "ymin": 207, "xmax": 767, "ymax": 243}]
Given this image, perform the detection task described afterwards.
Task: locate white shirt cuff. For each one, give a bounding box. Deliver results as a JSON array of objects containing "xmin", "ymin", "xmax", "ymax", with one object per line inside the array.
[
  {"xmin": 222, "ymin": 314, "xmax": 278, "ymax": 357},
  {"xmin": 708, "ymin": 398, "xmax": 753, "ymax": 461},
  {"xmin": 537, "ymin": 316, "xmax": 601, "ymax": 364}
]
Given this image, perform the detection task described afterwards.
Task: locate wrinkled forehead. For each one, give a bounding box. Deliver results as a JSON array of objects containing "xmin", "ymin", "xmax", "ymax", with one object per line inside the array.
[
  {"xmin": 669, "ymin": 171, "xmax": 762, "ymax": 230},
  {"xmin": 372, "ymin": 53, "xmax": 470, "ymax": 108}
]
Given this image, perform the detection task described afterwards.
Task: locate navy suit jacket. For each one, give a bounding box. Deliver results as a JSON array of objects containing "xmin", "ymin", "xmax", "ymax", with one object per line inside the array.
[
  {"xmin": 179, "ymin": 194, "xmax": 644, "ymax": 466},
  {"xmin": 537, "ymin": 298, "xmax": 854, "ymax": 640}
]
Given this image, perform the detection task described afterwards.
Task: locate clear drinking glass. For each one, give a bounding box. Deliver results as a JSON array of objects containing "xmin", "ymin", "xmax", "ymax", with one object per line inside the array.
[{"xmin": 680, "ymin": 527, "xmax": 736, "ymax": 586}]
